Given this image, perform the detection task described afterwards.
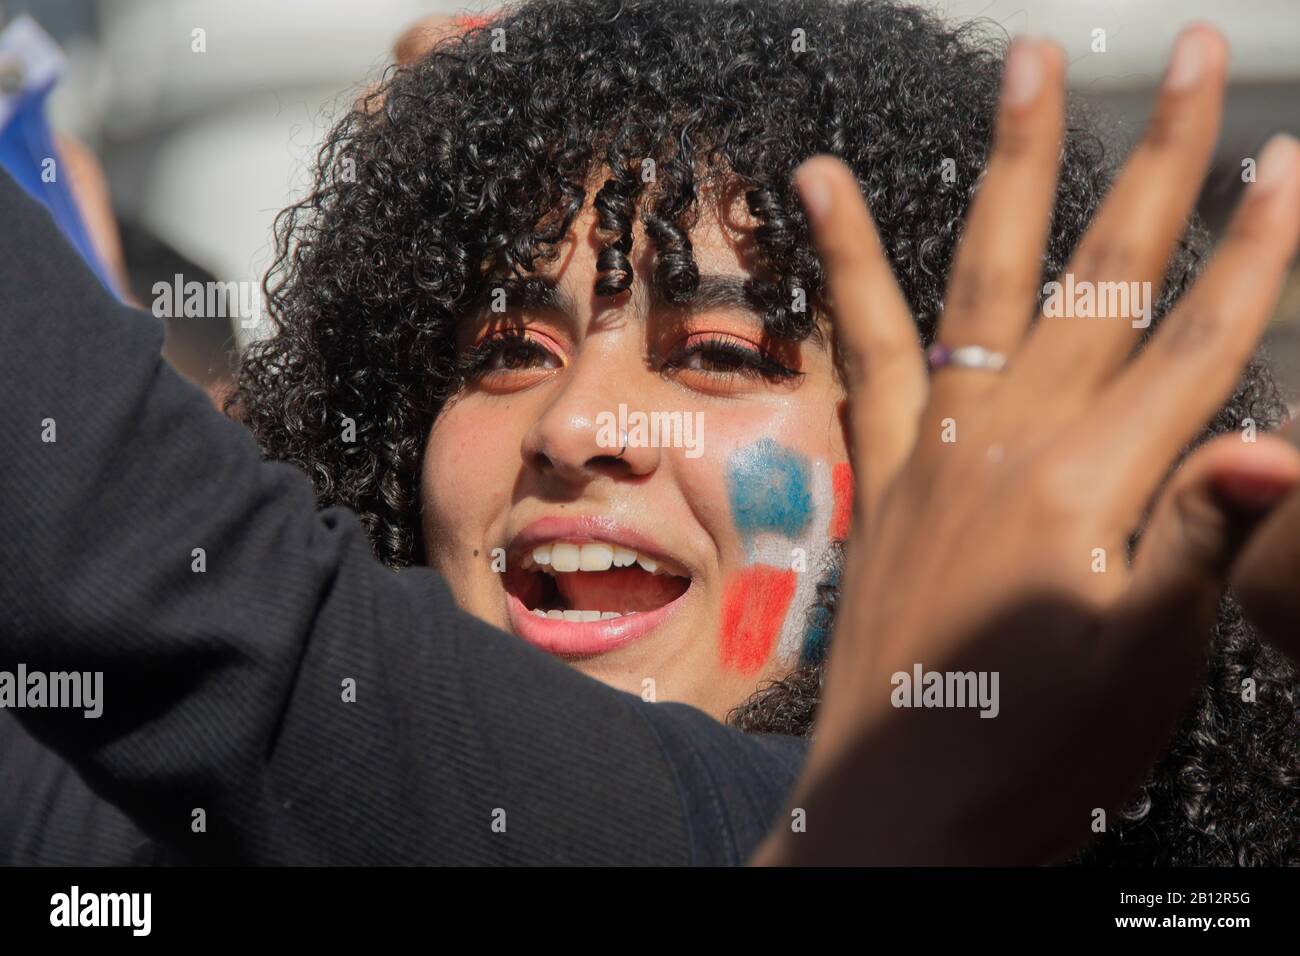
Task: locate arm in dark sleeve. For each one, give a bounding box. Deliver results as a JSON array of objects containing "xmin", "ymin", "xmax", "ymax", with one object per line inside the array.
[
  {"xmin": 0, "ymin": 713, "xmax": 161, "ymax": 865},
  {"xmin": 0, "ymin": 169, "xmax": 805, "ymax": 865}
]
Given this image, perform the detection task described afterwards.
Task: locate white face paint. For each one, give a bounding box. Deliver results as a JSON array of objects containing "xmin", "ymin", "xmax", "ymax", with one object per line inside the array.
[{"xmin": 740, "ymin": 458, "xmax": 837, "ymax": 663}]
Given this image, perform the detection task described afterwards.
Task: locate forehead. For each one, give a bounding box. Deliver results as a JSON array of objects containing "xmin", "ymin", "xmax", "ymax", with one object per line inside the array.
[
  {"xmin": 462, "ymin": 170, "xmax": 804, "ymax": 335},
  {"xmin": 539, "ymin": 173, "xmax": 764, "ymax": 286}
]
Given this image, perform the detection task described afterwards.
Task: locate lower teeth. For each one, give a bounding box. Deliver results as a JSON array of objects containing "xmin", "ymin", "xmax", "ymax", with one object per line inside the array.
[{"xmin": 531, "ymin": 609, "xmax": 634, "ymax": 621}]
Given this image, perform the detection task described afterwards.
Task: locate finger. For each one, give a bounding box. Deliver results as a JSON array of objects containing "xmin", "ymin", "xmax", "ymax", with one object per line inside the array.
[
  {"xmin": 1102, "ymin": 434, "xmax": 1300, "ymax": 699},
  {"xmin": 930, "ymin": 38, "xmax": 1065, "ymax": 408},
  {"xmin": 1233, "ymin": 490, "xmax": 1300, "ymax": 665},
  {"xmin": 1079, "ymin": 133, "xmax": 1300, "ymax": 521},
  {"xmin": 795, "ymin": 155, "xmax": 925, "ymax": 524},
  {"xmin": 1133, "ymin": 434, "xmax": 1300, "ymax": 594},
  {"xmin": 1018, "ymin": 24, "xmax": 1229, "ymax": 395},
  {"xmin": 1231, "ymin": 436, "xmax": 1300, "ymax": 666}
]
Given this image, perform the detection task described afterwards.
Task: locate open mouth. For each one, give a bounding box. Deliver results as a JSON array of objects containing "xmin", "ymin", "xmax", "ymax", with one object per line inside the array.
[{"xmin": 504, "ymin": 542, "xmax": 691, "ymax": 621}]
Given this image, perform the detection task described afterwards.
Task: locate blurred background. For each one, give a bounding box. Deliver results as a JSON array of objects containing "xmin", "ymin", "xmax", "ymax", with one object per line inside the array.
[{"xmin": 2, "ymin": 0, "xmax": 1299, "ymax": 401}]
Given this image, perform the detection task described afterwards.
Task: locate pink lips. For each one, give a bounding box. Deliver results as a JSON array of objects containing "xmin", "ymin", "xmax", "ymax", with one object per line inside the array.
[
  {"xmin": 505, "ymin": 589, "xmax": 691, "ymax": 656},
  {"xmin": 503, "ymin": 516, "xmax": 692, "ymax": 657}
]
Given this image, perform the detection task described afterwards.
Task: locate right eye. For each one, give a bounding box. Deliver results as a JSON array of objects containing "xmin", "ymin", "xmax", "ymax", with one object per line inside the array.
[{"xmin": 459, "ymin": 331, "xmax": 564, "ymax": 380}]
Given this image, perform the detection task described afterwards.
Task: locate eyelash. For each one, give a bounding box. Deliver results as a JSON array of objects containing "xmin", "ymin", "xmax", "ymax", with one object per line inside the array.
[
  {"xmin": 663, "ymin": 335, "xmax": 802, "ymax": 382},
  {"xmin": 457, "ymin": 332, "xmax": 559, "ymax": 378},
  {"xmin": 459, "ymin": 331, "xmax": 801, "ymax": 384}
]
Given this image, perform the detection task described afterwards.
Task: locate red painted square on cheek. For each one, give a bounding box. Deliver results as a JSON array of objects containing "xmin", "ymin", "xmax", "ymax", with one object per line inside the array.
[
  {"xmin": 830, "ymin": 462, "xmax": 855, "ymax": 539},
  {"xmin": 719, "ymin": 566, "xmax": 798, "ymax": 675}
]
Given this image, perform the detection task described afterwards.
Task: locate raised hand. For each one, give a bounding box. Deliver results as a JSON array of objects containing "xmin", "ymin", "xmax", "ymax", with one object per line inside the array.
[{"xmin": 758, "ymin": 26, "xmax": 1300, "ymax": 865}]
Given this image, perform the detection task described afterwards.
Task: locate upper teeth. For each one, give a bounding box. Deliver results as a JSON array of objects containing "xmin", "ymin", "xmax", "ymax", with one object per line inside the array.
[{"xmin": 523, "ymin": 542, "xmax": 665, "ymax": 574}]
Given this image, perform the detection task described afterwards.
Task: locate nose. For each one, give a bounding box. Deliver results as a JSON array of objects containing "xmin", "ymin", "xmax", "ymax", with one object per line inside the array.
[{"xmin": 522, "ymin": 361, "xmax": 661, "ymax": 485}]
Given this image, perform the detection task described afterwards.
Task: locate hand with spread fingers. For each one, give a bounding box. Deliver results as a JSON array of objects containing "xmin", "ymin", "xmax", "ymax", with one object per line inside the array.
[{"xmin": 756, "ymin": 25, "xmax": 1300, "ymax": 865}]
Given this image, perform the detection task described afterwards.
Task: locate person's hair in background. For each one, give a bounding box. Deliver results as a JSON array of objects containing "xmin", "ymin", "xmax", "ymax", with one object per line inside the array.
[{"xmin": 229, "ymin": 0, "xmax": 1298, "ymax": 863}]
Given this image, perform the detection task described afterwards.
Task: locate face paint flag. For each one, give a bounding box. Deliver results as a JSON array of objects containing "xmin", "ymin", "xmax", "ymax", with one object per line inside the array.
[{"xmin": 722, "ymin": 439, "xmax": 852, "ymax": 672}]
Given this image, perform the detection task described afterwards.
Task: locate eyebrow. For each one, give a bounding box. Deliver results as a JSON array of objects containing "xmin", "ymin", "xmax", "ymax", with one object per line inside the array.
[
  {"xmin": 486, "ymin": 275, "xmax": 581, "ymax": 318},
  {"xmin": 650, "ymin": 273, "xmax": 766, "ymax": 319},
  {"xmin": 478, "ymin": 272, "xmax": 766, "ymax": 322}
]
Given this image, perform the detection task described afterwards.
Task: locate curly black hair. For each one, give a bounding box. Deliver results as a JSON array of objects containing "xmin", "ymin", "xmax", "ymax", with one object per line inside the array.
[{"xmin": 230, "ymin": 0, "xmax": 1299, "ymax": 864}]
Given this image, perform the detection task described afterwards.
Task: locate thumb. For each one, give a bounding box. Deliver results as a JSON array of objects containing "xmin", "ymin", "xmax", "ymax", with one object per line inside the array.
[
  {"xmin": 1114, "ymin": 433, "xmax": 1300, "ymax": 653},
  {"xmin": 1230, "ymin": 419, "xmax": 1300, "ymax": 664},
  {"xmin": 1066, "ymin": 435, "xmax": 1300, "ymax": 836},
  {"xmin": 1134, "ymin": 434, "xmax": 1300, "ymax": 594}
]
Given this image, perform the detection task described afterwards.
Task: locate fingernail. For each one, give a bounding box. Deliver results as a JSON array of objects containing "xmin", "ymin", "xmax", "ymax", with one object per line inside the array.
[
  {"xmin": 1002, "ymin": 38, "xmax": 1043, "ymax": 110},
  {"xmin": 1256, "ymin": 134, "xmax": 1300, "ymax": 193},
  {"xmin": 796, "ymin": 162, "xmax": 832, "ymax": 220},
  {"xmin": 1164, "ymin": 29, "xmax": 1207, "ymax": 92}
]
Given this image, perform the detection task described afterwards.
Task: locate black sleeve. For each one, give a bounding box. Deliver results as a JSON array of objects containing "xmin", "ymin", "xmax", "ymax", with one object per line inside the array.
[
  {"xmin": 0, "ymin": 713, "xmax": 164, "ymax": 865},
  {"xmin": 0, "ymin": 168, "xmax": 806, "ymax": 865}
]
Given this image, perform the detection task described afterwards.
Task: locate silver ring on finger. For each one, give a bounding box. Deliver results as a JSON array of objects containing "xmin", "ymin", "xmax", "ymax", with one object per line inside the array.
[{"xmin": 926, "ymin": 343, "xmax": 1009, "ymax": 374}]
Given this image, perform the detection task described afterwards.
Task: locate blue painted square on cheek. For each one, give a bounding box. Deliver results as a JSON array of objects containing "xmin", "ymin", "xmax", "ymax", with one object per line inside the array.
[{"xmin": 725, "ymin": 438, "xmax": 814, "ymax": 539}]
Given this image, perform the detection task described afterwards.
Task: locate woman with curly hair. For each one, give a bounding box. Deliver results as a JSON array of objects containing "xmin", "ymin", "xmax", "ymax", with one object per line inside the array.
[
  {"xmin": 228, "ymin": 0, "xmax": 1300, "ymax": 864},
  {"xmin": 3, "ymin": 0, "xmax": 1299, "ymax": 867}
]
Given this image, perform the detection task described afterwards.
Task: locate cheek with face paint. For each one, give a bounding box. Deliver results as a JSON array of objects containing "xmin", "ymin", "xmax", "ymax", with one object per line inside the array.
[
  {"xmin": 718, "ymin": 439, "xmax": 853, "ymax": 675},
  {"xmin": 830, "ymin": 462, "xmax": 855, "ymax": 541},
  {"xmin": 720, "ymin": 565, "xmax": 798, "ymax": 673}
]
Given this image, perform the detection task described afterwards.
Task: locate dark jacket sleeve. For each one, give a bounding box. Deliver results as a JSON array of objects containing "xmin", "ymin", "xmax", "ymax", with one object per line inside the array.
[
  {"xmin": 0, "ymin": 713, "xmax": 165, "ymax": 865},
  {"xmin": 0, "ymin": 168, "xmax": 805, "ymax": 865}
]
